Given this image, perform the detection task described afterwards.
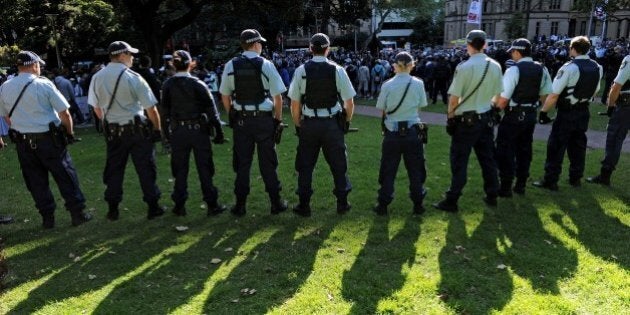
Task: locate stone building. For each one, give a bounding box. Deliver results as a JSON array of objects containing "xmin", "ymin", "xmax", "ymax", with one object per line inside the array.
[{"xmin": 444, "ymin": 0, "xmax": 630, "ymax": 45}]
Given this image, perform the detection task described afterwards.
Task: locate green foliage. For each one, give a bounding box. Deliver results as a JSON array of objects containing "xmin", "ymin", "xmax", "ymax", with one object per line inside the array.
[
  {"xmin": 0, "ymin": 45, "xmax": 21, "ymax": 67},
  {"xmin": 504, "ymin": 12, "xmax": 526, "ymax": 40},
  {"xmin": 573, "ymin": 0, "xmax": 630, "ymax": 14},
  {"xmin": 408, "ymin": 10, "xmax": 444, "ymax": 46}
]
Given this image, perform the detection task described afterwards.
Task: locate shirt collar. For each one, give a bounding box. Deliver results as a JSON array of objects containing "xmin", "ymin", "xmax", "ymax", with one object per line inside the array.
[
  {"xmin": 396, "ymin": 73, "xmax": 412, "ymax": 78},
  {"xmin": 242, "ymin": 51, "xmax": 260, "ymax": 58},
  {"xmin": 470, "ymin": 53, "xmax": 487, "ymax": 59},
  {"xmin": 18, "ymin": 73, "xmax": 37, "ymax": 79},
  {"xmin": 312, "ymin": 56, "xmax": 328, "ymax": 62},
  {"xmin": 107, "ymin": 62, "xmax": 128, "ymax": 70},
  {"xmin": 517, "ymin": 57, "xmax": 533, "ymax": 63},
  {"xmin": 575, "ymin": 55, "xmax": 589, "ymax": 60},
  {"xmin": 174, "ymin": 72, "xmax": 191, "ymax": 77}
]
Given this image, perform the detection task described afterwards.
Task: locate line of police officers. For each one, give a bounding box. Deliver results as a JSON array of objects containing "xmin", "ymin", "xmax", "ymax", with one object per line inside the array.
[{"xmin": 1, "ymin": 29, "xmax": 627, "ymax": 228}]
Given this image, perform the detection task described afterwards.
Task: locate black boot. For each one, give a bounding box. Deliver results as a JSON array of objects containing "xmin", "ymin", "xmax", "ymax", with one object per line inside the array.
[
  {"xmin": 373, "ymin": 203, "xmax": 388, "ymax": 216},
  {"xmin": 292, "ymin": 196, "xmax": 311, "ymax": 217},
  {"xmin": 172, "ymin": 202, "xmax": 187, "ymax": 216},
  {"xmin": 207, "ymin": 203, "xmax": 227, "ymax": 216},
  {"xmin": 230, "ymin": 198, "xmax": 247, "ymax": 217},
  {"xmin": 513, "ymin": 178, "xmax": 527, "ymax": 195},
  {"xmin": 497, "ymin": 179, "xmax": 513, "ymax": 198},
  {"xmin": 532, "ymin": 179, "xmax": 559, "ymax": 191},
  {"xmin": 336, "ymin": 196, "xmax": 351, "ymax": 215},
  {"xmin": 433, "ymin": 197, "xmax": 458, "ymax": 213},
  {"xmin": 413, "ymin": 202, "xmax": 425, "ymax": 215},
  {"xmin": 147, "ymin": 201, "xmax": 165, "ymax": 220},
  {"xmin": 71, "ymin": 211, "xmax": 92, "ymax": 227},
  {"xmin": 270, "ymin": 197, "xmax": 288, "ymax": 215},
  {"xmin": 107, "ymin": 202, "xmax": 119, "ymax": 221},
  {"xmin": 42, "ymin": 213, "xmax": 55, "ymax": 229},
  {"xmin": 586, "ymin": 168, "xmax": 612, "ymax": 186}
]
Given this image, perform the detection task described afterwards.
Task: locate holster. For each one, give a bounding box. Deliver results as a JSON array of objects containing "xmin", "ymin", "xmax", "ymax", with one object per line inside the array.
[
  {"xmin": 102, "ymin": 119, "xmax": 114, "ymax": 142},
  {"xmin": 200, "ymin": 113, "xmax": 214, "ymax": 137},
  {"xmin": 273, "ymin": 119, "xmax": 284, "ymax": 144},
  {"xmin": 48, "ymin": 122, "xmax": 67, "ymax": 147},
  {"xmin": 417, "ymin": 123, "xmax": 429, "ymax": 144},
  {"xmin": 336, "ymin": 109, "xmax": 350, "ymax": 134},
  {"xmin": 8, "ymin": 129, "xmax": 20, "ymax": 143},
  {"xmin": 397, "ymin": 121, "xmax": 408, "ymax": 137},
  {"xmin": 228, "ymin": 108, "xmax": 238, "ymax": 128},
  {"xmin": 134, "ymin": 115, "xmax": 152, "ymax": 140},
  {"xmin": 460, "ymin": 111, "xmax": 479, "ymax": 127}
]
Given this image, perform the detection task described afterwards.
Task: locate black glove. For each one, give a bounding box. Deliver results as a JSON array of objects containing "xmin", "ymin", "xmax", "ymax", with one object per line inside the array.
[
  {"xmin": 66, "ymin": 133, "xmax": 81, "ymax": 144},
  {"xmin": 151, "ymin": 130, "xmax": 162, "ymax": 142},
  {"xmin": 606, "ymin": 106, "xmax": 615, "ymax": 117},
  {"xmin": 492, "ymin": 107, "xmax": 502, "ymax": 125},
  {"xmin": 212, "ymin": 131, "xmax": 226, "ymax": 144},
  {"xmin": 446, "ymin": 118, "xmax": 457, "ymax": 136},
  {"xmin": 538, "ymin": 111, "xmax": 552, "ymax": 124}
]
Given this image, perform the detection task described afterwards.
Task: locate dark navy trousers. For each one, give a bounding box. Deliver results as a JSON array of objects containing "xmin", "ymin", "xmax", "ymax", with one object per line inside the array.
[
  {"xmin": 495, "ymin": 109, "xmax": 537, "ymax": 182},
  {"xmin": 543, "ymin": 106, "xmax": 590, "ymax": 184},
  {"xmin": 601, "ymin": 105, "xmax": 630, "ymax": 171},
  {"xmin": 103, "ymin": 133, "xmax": 160, "ymax": 205},
  {"xmin": 295, "ymin": 117, "xmax": 351, "ymax": 202},
  {"xmin": 170, "ymin": 123, "xmax": 218, "ymax": 206},
  {"xmin": 232, "ymin": 115, "xmax": 281, "ymax": 200},
  {"xmin": 446, "ymin": 115, "xmax": 498, "ymax": 200},
  {"xmin": 378, "ymin": 128, "xmax": 426, "ymax": 206},
  {"xmin": 16, "ymin": 136, "xmax": 85, "ymax": 216}
]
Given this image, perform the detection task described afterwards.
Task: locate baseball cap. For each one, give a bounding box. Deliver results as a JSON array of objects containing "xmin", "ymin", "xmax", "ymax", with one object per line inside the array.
[
  {"xmin": 394, "ymin": 51, "xmax": 413, "ymax": 65},
  {"xmin": 466, "ymin": 30, "xmax": 487, "ymax": 43},
  {"xmin": 16, "ymin": 51, "xmax": 45, "ymax": 66},
  {"xmin": 310, "ymin": 33, "xmax": 330, "ymax": 49},
  {"xmin": 507, "ymin": 38, "xmax": 532, "ymax": 52},
  {"xmin": 173, "ymin": 50, "xmax": 192, "ymax": 65},
  {"xmin": 108, "ymin": 41, "xmax": 139, "ymax": 55},
  {"xmin": 240, "ymin": 29, "xmax": 266, "ymax": 44}
]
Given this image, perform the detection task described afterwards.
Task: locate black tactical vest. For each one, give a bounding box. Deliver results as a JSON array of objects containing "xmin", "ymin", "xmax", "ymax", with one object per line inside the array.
[
  {"xmin": 512, "ymin": 61, "xmax": 543, "ymax": 105},
  {"xmin": 232, "ymin": 56, "xmax": 267, "ymax": 105},
  {"xmin": 559, "ymin": 58, "xmax": 599, "ymax": 105},
  {"xmin": 163, "ymin": 76, "xmax": 205, "ymax": 120},
  {"xmin": 303, "ymin": 60, "xmax": 338, "ymax": 109}
]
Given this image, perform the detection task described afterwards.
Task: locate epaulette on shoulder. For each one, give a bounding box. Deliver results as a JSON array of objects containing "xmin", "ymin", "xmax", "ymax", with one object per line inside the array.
[{"xmin": 126, "ymin": 68, "xmax": 141, "ymax": 77}]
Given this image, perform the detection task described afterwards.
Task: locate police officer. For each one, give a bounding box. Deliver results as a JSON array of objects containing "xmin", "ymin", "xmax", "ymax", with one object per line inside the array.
[
  {"xmin": 373, "ymin": 52, "xmax": 428, "ymax": 216},
  {"xmin": 88, "ymin": 41, "xmax": 164, "ymax": 220},
  {"xmin": 534, "ymin": 36, "xmax": 602, "ymax": 190},
  {"xmin": 288, "ymin": 33, "xmax": 356, "ymax": 217},
  {"xmin": 433, "ymin": 30, "xmax": 503, "ymax": 212},
  {"xmin": 0, "ymin": 51, "xmax": 91, "ymax": 228},
  {"xmin": 220, "ymin": 29, "xmax": 288, "ymax": 217},
  {"xmin": 586, "ymin": 53, "xmax": 630, "ymax": 186},
  {"xmin": 161, "ymin": 50, "xmax": 227, "ymax": 216},
  {"xmin": 495, "ymin": 38, "xmax": 552, "ymax": 196}
]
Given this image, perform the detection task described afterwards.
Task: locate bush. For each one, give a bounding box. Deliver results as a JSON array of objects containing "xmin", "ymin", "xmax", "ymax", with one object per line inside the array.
[{"xmin": 0, "ymin": 45, "xmax": 21, "ymax": 67}]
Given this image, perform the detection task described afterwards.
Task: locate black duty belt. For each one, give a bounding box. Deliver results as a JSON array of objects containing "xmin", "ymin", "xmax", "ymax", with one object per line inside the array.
[
  {"xmin": 507, "ymin": 106, "xmax": 537, "ymax": 114},
  {"xmin": 303, "ymin": 115, "xmax": 336, "ymax": 120},
  {"xmin": 237, "ymin": 110, "xmax": 272, "ymax": 118},
  {"xmin": 616, "ymin": 93, "xmax": 630, "ymax": 107},
  {"xmin": 557, "ymin": 102, "xmax": 589, "ymax": 111},
  {"xmin": 175, "ymin": 119, "xmax": 201, "ymax": 126},
  {"xmin": 16, "ymin": 131, "xmax": 51, "ymax": 142}
]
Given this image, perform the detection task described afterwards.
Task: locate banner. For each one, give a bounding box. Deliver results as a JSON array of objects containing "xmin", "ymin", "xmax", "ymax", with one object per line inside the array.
[{"xmin": 467, "ymin": 0, "xmax": 482, "ymax": 25}]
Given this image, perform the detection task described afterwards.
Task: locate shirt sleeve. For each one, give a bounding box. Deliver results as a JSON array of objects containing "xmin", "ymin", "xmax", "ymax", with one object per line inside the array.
[
  {"xmin": 613, "ymin": 56, "xmax": 630, "ymax": 85},
  {"xmin": 540, "ymin": 67, "xmax": 553, "ymax": 95},
  {"xmin": 219, "ymin": 61, "xmax": 234, "ymax": 96},
  {"xmin": 417, "ymin": 80, "xmax": 428, "ymax": 108},
  {"xmin": 288, "ymin": 66, "xmax": 305, "ymax": 101},
  {"xmin": 46, "ymin": 81, "xmax": 71, "ymax": 113},
  {"xmin": 87, "ymin": 75, "xmax": 99, "ymax": 108},
  {"xmin": 263, "ymin": 61, "xmax": 287, "ymax": 96},
  {"xmin": 375, "ymin": 83, "xmax": 388, "ymax": 110},
  {"xmin": 131, "ymin": 75, "xmax": 158, "ymax": 109},
  {"xmin": 0, "ymin": 85, "xmax": 8, "ymax": 116},
  {"xmin": 500, "ymin": 66, "xmax": 519, "ymax": 99},
  {"xmin": 551, "ymin": 63, "xmax": 572, "ymax": 94},
  {"xmin": 447, "ymin": 64, "xmax": 465, "ymax": 97},
  {"xmin": 336, "ymin": 66, "xmax": 356, "ymax": 101}
]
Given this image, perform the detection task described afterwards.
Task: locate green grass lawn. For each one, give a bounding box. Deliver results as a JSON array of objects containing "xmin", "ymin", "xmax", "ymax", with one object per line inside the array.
[{"xmin": 1, "ymin": 114, "xmax": 628, "ymax": 314}]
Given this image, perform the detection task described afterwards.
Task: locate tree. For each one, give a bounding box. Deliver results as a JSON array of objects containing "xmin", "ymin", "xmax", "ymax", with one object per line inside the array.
[
  {"xmin": 504, "ymin": 12, "xmax": 526, "ymax": 40},
  {"xmin": 408, "ymin": 9, "xmax": 444, "ymax": 46}
]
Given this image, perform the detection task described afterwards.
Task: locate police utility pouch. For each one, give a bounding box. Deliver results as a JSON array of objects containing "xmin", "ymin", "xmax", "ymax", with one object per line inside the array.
[
  {"xmin": 273, "ymin": 119, "xmax": 284, "ymax": 144},
  {"xmin": 461, "ymin": 111, "xmax": 479, "ymax": 127},
  {"xmin": 417, "ymin": 123, "xmax": 429, "ymax": 144},
  {"xmin": 397, "ymin": 121, "xmax": 408, "ymax": 136},
  {"xmin": 337, "ymin": 109, "xmax": 350, "ymax": 134}
]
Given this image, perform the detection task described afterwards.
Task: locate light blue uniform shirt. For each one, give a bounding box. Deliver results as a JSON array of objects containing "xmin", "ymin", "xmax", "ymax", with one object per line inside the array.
[
  {"xmin": 88, "ymin": 62, "xmax": 158, "ymax": 125},
  {"xmin": 613, "ymin": 55, "xmax": 630, "ymax": 90},
  {"xmin": 500, "ymin": 57, "xmax": 553, "ymax": 106},
  {"xmin": 0, "ymin": 73, "xmax": 69, "ymax": 133},
  {"xmin": 288, "ymin": 56, "xmax": 356, "ymax": 117},
  {"xmin": 448, "ymin": 53, "xmax": 503, "ymax": 115},
  {"xmin": 552, "ymin": 55, "xmax": 603, "ymax": 104},
  {"xmin": 219, "ymin": 51, "xmax": 286, "ymax": 111},
  {"xmin": 376, "ymin": 73, "xmax": 427, "ymax": 131}
]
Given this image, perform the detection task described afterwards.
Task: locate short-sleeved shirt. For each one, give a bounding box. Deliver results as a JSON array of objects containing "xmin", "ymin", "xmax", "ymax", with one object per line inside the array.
[
  {"xmin": 288, "ymin": 56, "xmax": 357, "ymax": 117},
  {"xmin": 88, "ymin": 62, "xmax": 158, "ymax": 125},
  {"xmin": 376, "ymin": 73, "xmax": 427, "ymax": 131},
  {"xmin": 552, "ymin": 55, "xmax": 603, "ymax": 104},
  {"xmin": 613, "ymin": 55, "xmax": 630, "ymax": 91},
  {"xmin": 500, "ymin": 57, "xmax": 553, "ymax": 106},
  {"xmin": 0, "ymin": 73, "xmax": 69, "ymax": 133},
  {"xmin": 219, "ymin": 51, "xmax": 286, "ymax": 111},
  {"xmin": 448, "ymin": 53, "xmax": 503, "ymax": 115}
]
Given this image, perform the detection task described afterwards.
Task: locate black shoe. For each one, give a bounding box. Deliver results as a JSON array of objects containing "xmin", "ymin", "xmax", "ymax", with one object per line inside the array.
[
  {"xmin": 532, "ymin": 180, "xmax": 558, "ymax": 191},
  {"xmin": 483, "ymin": 196, "xmax": 498, "ymax": 207},
  {"xmin": 586, "ymin": 174, "xmax": 611, "ymax": 186},
  {"xmin": 172, "ymin": 204, "xmax": 187, "ymax": 216},
  {"xmin": 147, "ymin": 206, "xmax": 165, "ymax": 220},
  {"xmin": 373, "ymin": 203, "xmax": 388, "ymax": 216},
  {"xmin": 497, "ymin": 188, "xmax": 513, "ymax": 198},
  {"xmin": 71, "ymin": 212, "xmax": 92, "ymax": 227},
  {"xmin": 337, "ymin": 202, "xmax": 351, "ymax": 215},
  {"xmin": 433, "ymin": 199, "xmax": 458, "ymax": 213},
  {"xmin": 107, "ymin": 203, "xmax": 119, "ymax": 221},
  {"xmin": 270, "ymin": 200, "xmax": 288, "ymax": 215},
  {"xmin": 413, "ymin": 204, "xmax": 425, "ymax": 215},
  {"xmin": 513, "ymin": 179, "xmax": 527, "ymax": 195},
  {"xmin": 569, "ymin": 178, "xmax": 581, "ymax": 187},
  {"xmin": 292, "ymin": 203, "xmax": 311, "ymax": 217},
  {"xmin": 230, "ymin": 203, "xmax": 246, "ymax": 217},
  {"xmin": 42, "ymin": 215, "xmax": 55, "ymax": 229},
  {"xmin": 0, "ymin": 215, "xmax": 14, "ymax": 224},
  {"xmin": 207, "ymin": 204, "xmax": 227, "ymax": 216}
]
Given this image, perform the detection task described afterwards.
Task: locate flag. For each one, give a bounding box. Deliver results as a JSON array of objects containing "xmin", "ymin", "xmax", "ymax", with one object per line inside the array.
[{"xmin": 467, "ymin": 0, "xmax": 482, "ymax": 25}]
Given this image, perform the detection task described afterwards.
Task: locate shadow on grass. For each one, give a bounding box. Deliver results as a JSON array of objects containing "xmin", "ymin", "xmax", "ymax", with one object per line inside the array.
[
  {"xmin": 438, "ymin": 213, "xmax": 513, "ymax": 314},
  {"xmin": 202, "ymin": 219, "xmax": 336, "ymax": 313},
  {"xmin": 341, "ymin": 216, "xmax": 421, "ymax": 314},
  {"xmin": 552, "ymin": 189, "xmax": 629, "ymax": 270},
  {"xmin": 6, "ymin": 221, "xmax": 181, "ymax": 314},
  {"xmin": 91, "ymin": 220, "xmax": 245, "ymax": 314},
  {"xmin": 501, "ymin": 200, "xmax": 578, "ymax": 293}
]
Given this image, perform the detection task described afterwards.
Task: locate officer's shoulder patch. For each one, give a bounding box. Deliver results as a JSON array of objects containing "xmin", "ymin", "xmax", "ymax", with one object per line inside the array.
[
  {"xmin": 621, "ymin": 59, "xmax": 628, "ymax": 70},
  {"xmin": 556, "ymin": 70, "xmax": 564, "ymax": 79},
  {"xmin": 126, "ymin": 68, "xmax": 141, "ymax": 77}
]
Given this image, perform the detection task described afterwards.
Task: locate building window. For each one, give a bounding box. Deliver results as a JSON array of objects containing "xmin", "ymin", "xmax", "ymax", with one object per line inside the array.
[
  {"xmin": 549, "ymin": 0, "xmax": 560, "ymax": 10},
  {"xmin": 483, "ymin": 1, "xmax": 489, "ymax": 13},
  {"xmin": 514, "ymin": 0, "xmax": 520, "ymax": 10},
  {"xmin": 535, "ymin": 22, "xmax": 541, "ymax": 36},
  {"xmin": 551, "ymin": 21, "xmax": 559, "ymax": 35},
  {"xmin": 580, "ymin": 21, "xmax": 586, "ymax": 35}
]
